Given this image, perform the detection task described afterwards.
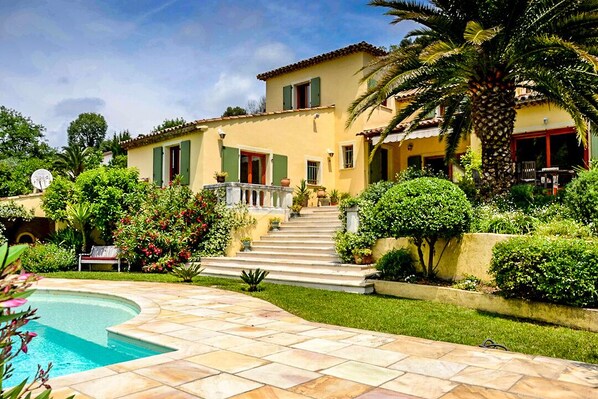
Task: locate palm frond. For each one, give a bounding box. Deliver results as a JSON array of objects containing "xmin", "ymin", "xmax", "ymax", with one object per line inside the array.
[{"xmin": 463, "ymin": 21, "xmax": 502, "ymax": 45}]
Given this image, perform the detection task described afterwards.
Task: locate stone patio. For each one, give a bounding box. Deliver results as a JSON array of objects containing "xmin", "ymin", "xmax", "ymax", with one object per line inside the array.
[{"xmin": 34, "ymin": 279, "xmax": 596, "ymax": 399}]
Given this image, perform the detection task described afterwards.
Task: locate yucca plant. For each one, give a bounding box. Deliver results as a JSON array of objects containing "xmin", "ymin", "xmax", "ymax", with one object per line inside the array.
[
  {"xmin": 240, "ymin": 268, "xmax": 269, "ymax": 292},
  {"xmin": 170, "ymin": 262, "xmax": 204, "ymax": 283},
  {"xmin": 350, "ymin": 0, "xmax": 598, "ymax": 197}
]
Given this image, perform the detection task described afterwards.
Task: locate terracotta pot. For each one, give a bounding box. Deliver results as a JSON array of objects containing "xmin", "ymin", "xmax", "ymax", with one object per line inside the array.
[
  {"xmin": 354, "ymin": 254, "xmax": 373, "ymax": 265},
  {"xmin": 317, "ymin": 189, "xmax": 327, "ymax": 198},
  {"xmin": 216, "ymin": 175, "xmax": 226, "ymax": 183},
  {"xmin": 280, "ymin": 178, "xmax": 291, "ymax": 187}
]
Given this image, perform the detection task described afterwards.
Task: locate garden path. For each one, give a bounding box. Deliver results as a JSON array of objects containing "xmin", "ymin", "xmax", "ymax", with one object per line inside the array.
[{"xmin": 37, "ymin": 279, "xmax": 596, "ymax": 399}]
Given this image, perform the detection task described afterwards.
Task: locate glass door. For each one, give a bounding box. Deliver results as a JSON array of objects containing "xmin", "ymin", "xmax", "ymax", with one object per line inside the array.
[{"xmin": 240, "ymin": 152, "xmax": 267, "ymax": 205}]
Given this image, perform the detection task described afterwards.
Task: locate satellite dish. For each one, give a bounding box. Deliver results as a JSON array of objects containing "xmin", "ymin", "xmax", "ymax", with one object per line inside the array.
[{"xmin": 31, "ymin": 169, "xmax": 53, "ymax": 191}]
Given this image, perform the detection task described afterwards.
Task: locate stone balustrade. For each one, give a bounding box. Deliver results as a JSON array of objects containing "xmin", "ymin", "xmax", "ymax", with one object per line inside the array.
[{"xmin": 204, "ymin": 182, "xmax": 293, "ymax": 214}]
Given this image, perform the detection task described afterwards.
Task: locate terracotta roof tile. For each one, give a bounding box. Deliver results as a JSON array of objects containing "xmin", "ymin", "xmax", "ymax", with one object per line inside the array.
[
  {"xmin": 359, "ymin": 118, "xmax": 442, "ymax": 138},
  {"xmin": 256, "ymin": 41, "xmax": 387, "ymax": 81},
  {"xmin": 122, "ymin": 105, "xmax": 335, "ymax": 149}
]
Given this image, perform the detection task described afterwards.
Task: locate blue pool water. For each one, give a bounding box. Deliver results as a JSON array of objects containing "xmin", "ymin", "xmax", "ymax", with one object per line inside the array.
[{"xmin": 7, "ymin": 290, "xmax": 171, "ymax": 386}]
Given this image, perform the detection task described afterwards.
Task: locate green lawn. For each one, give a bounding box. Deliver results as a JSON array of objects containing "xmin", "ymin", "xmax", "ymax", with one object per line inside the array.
[{"xmin": 45, "ymin": 271, "xmax": 598, "ymax": 364}]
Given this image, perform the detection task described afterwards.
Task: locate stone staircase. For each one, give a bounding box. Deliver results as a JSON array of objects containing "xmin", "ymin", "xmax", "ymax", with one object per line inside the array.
[{"xmin": 201, "ymin": 206, "xmax": 376, "ymax": 293}]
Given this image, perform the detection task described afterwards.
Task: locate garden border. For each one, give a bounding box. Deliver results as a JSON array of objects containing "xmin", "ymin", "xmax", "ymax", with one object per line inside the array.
[{"xmin": 371, "ymin": 280, "xmax": 598, "ymax": 332}]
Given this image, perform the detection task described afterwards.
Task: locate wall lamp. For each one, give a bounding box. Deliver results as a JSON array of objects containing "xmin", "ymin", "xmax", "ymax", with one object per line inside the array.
[
  {"xmin": 218, "ymin": 128, "xmax": 226, "ymax": 140},
  {"xmin": 314, "ymin": 113, "xmax": 320, "ymax": 119},
  {"xmin": 327, "ymin": 149, "xmax": 334, "ymax": 157},
  {"xmin": 407, "ymin": 143, "xmax": 414, "ymax": 151}
]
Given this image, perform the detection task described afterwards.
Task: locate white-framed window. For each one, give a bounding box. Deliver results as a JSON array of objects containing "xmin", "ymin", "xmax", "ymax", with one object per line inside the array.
[
  {"xmin": 342, "ymin": 145, "xmax": 354, "ymax": 169},
  {"xmin": 423, "ymin": 106, "xmax": 443, "ymax": 120},
  {"xmin": 306, "ymin": 160, "xmax": 321, "ymax": 185}
]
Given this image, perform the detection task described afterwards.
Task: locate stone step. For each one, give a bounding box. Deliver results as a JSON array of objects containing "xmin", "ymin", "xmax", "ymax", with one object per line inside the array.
[
  {"xmin": 202, "ymin": 256, "xmax": 355, "ymax": 269},
  {"xmin": 251, "ymin": 243, "xmax": 336, "ymax": 252},
  {"xmin": 264, "ymin": 232, "xmax": 334, "ymax": 239},
  {"xmin": 200, "ymin": 260, "xmax": 375, "ymax": 279},
  {"xmin": 257, "ymin": 237, "xmax": 335, "ymax": 245},
  {"xmin": 232, "ymin": 250, "xmax": 342, "ymax": 263},
  {"xmin": 279, "ymin": 224, "xmax": 340, "ymax": 231},
  {"xmin": 201, "ymin": 268, "xmax": 374, "ymax": 294}
]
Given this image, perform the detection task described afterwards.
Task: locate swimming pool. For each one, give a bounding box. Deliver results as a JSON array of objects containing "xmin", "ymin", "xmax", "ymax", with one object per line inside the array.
[{"xmin": 7, "ymin": 290, "xmax": 171, "ymax": 386}]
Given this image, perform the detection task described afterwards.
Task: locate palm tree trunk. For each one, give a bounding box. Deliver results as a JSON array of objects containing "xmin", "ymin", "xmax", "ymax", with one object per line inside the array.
[{"xmin": 471, "ymin": 82, "xmax": 517, "ymax": 197}]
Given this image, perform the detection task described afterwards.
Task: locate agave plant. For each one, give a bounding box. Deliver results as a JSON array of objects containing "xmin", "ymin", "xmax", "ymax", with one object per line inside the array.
[
  {"xmin": 240, "ymin": 268, "xmax": 269, "ymax": 292},
  {"xmin": 170, "ymin": 263, "xmax": 204, "ymax": 283}
]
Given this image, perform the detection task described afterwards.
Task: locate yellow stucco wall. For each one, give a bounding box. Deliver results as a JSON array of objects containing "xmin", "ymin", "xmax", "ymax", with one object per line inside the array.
[
  {"xmin": 0, "ymin": 194, "xmax": 44, "ymax": 217},
  {"xmin": 128, "ymin": 108, "xmax": 337, "ymax": 194},
  {"xmin": 373, "ymin": 233, "xmax": 512, "ymax": 281},
  {"xmin": 514, "ymin": 103, "xmax": 575, "ymax": 134}
]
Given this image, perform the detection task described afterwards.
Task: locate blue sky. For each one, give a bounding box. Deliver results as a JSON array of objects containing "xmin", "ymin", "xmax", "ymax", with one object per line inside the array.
[{"xmin": 0, "ymin": 1, "xmax": 413, "ymax": 147}]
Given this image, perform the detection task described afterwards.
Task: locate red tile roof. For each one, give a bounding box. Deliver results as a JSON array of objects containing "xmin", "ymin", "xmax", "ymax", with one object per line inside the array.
[
  {"xmin": 256, "ymin": 42, "xmax": 387, "ymax": 81},
  {"xmin": 359, "ymin": 118, "xmax": 442, "ymax": 138},
  {"xmin": 121, "ymin": 106, "xmax": 335, "ymax": 150}
]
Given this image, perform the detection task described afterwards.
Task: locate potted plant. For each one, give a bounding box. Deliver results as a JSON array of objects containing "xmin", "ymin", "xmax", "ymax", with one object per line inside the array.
[
  {"xmin": 280, "ymin": 177, "xmax": 291, "ymax": 187},
  {"xmin": 214, "ymin": 171, "xmax": 228, "ymax": 183},
  {"xmin": 241, "ymin": 236, "xmax": 252, "ymax": 252},
  {"xmin": 295, "ymin": 179, "xmax": 310, "ymax": 207},
  {"xmin": 269, "ymin": 217, "xmax": 281, "ymax": 231},
  {"xmin": 330, "ymin": 189, "xmax": 340, "ymax": 205},
  {"xmin": 352, "ymin": 248, "xmax": 373, "ymax": 265},
  {"xmin": 290, "ymin": 204, "xmax": 302, "ymax": 218},
  {"xmin": 316, "ymin": 186, "xmax": 327, "ymax": 198}
]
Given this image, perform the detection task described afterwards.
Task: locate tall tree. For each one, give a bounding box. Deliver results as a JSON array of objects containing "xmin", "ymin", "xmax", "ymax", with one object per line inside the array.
[
  {"xmin": 350, "ymin": 0, "xmax": 598, "ymax": 196},
  {"xmin": 153, "ymin": 118, "xmax": 186, "ymax": 132},
  {"xmin": 54, "ymin": 145, "xmax": 93, "ymax": 180},
  {"xmin": 222, "ymin": 106, "xmax": 247, "ymax": 117},
  {"xmin": 67, "ymin": 112, "xmax": 108, "ymax": 149},
  {"xmin": 0, "ymin": 106, "xmax": 53, "ymax": 159},
  {"xmin": 101, "ymin": 130, "xmax": 132, "ymax": 156},
  {"xmin": 247, "ymin": 96, "xmax": 266, "ymax": 114}
]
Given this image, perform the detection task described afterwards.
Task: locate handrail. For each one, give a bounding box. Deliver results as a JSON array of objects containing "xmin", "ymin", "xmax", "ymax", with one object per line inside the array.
[{"xmin": 204, "ymin": 183, "xmax": 293, "ymax": 211}]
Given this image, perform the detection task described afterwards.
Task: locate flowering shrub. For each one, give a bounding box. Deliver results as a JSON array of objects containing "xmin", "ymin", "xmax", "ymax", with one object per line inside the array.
[
  {"xmin": 0, "ymin": 243, "xmax": 69, "ymax": 398},
  {"xmin": 114, "ymin": 180, "xmax": 219, "ymax": 272},
  {"xmin": 20, "ymin": 244, "xmax": 76, "ymax": 273}
]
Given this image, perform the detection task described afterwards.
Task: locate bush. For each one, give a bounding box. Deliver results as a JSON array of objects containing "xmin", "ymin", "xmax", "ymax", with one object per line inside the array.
[
  {"xmin": 114, "ymin": 181, "xmax": 219, "ymax": 272},
  {"xmin": 471, "ymin": 205, "xmax": 538, "ymax": 235},
  {"xmin": 564, "ymin": 168, "xmax": 598, "ymax": 231},
  {"xmin": 21, "ymin": 243, "xmax": 76, "ymax": 273},
  {"xmin": 47, "ymin": 227, "xmax": 84, "ymax": 253},
  {"xmin": 375, "ymin": 248, "xmax": 416, "ymax": 281},
  {"xmin": 334, "ymin": 231, "xmax": 376, "ymax": 263},
  {"xmin": 491, "ymin": 236, "xmax": 598, "ymax": 307},
  {"xmin": 534, "ymin": 219, "xmax": 592, "ymax": 239},
  {"xmin": 376, "ymin": 178, "xmax": 472, "ymax": 277}
]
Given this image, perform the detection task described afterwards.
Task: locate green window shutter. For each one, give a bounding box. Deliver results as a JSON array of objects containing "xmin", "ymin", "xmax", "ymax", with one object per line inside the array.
[
  {"xmin": 310, "ymin": 77, "xmax": 321, "ymax": 107},
  {"xmin": 407, "ymin": 155, "xmax": 422, "ymax": 170},
  {"xmin": 180, "ymin": 140, "xmax": 191, "ymax": 185},
  {"xmin": 222, "ymin": 146, "xmax": 239, "ymax": 182},
  {"xmin": 272, "ymin": 154, "xmax": 288, "ymax": 186},
  {"xmin": 152, "ymin": 146, "xmax": 163, "ymax": 186},
  {"xmin": 283, "ymin": 85, "xmax": 293, "ymax": 110}
]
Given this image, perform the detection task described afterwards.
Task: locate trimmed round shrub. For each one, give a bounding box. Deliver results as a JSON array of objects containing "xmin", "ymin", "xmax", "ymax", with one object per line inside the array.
[
  {"xmin": 21, "ymin": 243, "xmax": 76, "ymax": 273},
  {"xmin": 376, "ymin": 178, "xmax": 472, "ymax": 277},
  {"xmin": 375, "ymin": 248, "xmax": 416, "ymax": 281},
  {"xmin": 564, "ymin": 169, "xmax": 598, "ymax": 231},
  {"xmin": 491, "ymin": 236, "xmax": 598, "ymax": 307}
]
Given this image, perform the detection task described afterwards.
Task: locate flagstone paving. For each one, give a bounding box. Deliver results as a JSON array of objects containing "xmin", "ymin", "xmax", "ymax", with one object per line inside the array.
[{"xmin": 36, "ymin": 279, "xmax": 597, "ymax": 399}]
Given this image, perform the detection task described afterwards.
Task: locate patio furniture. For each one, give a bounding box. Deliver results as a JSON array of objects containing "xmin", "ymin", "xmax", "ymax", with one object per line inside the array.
[
  {"xmin": 78, "ymin": 246, "xmax": 124, "ymax": 272},
  {"xmin": 520, "ymin": 161, "xmax": 537, "ymax": 183},
  {"xmin": 537, "ymin": 167, "xmax": 575, "ymax": 195}
]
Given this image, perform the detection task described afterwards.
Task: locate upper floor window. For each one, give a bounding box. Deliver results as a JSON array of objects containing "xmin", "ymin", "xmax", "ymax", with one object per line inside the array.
[
  {"xmin": 307, "ymin": 160, "xmax": 320, "ymax": 185},
  {"xmin": 169, "ymin": 145, "xmax": 180, "ymax": 182},
  {"xmin": 283, "ymin": 77, "xmax": 321, "ymax": 110},
  {"xmin": 342, "ymin": 145, "xmax": 354, "ymax": 169},
  {"xmin": 423, "ymin": 106, "xmax": 443, "ymax": 120}
]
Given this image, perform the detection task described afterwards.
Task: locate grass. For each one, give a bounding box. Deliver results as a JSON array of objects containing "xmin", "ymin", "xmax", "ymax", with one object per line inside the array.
[{"xmin": 46, "ymin": 271, "xmax": 598, "ymax": 364}]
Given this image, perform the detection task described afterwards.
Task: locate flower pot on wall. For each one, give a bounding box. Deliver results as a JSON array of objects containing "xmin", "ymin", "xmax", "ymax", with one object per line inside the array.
[
  {"xmin": 317, "ymin": 189, "xmax": 327, "ymax": 198},
  {"xmin": 216, "ymin": 176, "xmax": 226, "ymax": 183},
  {"xmin": 280, "ymin": 178, "xmax": 291, "ymax": 187}
]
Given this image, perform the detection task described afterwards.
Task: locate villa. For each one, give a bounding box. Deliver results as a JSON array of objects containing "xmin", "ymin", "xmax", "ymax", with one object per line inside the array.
[{"xmin": 1, "ymin": 41, "xmax": 596, "ymax": 243}]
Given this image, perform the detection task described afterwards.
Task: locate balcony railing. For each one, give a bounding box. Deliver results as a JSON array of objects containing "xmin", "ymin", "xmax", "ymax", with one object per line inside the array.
[{"xmin": 204, "ymin": 183, "xmax": 293, "ymax": 212}]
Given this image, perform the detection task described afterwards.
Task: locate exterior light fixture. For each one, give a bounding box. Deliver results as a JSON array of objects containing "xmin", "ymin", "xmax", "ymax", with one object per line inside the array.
[
  {"xmin": 327, "ymin": 149, "xmax": 334, "ymax": 157},
  {"xmin": 407, "ymin": 143, "xmax": 414, "ymax": 151},
  {"xmin": 218, "ymin": 128, "xmax": 226, "ymax": 140},
  {"xmin": 314, "ymin": 113, "xmax": 320, "ymax": 119}
]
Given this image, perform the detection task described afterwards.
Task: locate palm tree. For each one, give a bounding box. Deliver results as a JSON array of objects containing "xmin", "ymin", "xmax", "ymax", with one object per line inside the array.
[
  {"xmin": 350, "ymin": 0, "xmax": 598, "ymax": 196},
  {"xmin": 54, "ymin": 144, "xmax": 92, "ymax": 180}
]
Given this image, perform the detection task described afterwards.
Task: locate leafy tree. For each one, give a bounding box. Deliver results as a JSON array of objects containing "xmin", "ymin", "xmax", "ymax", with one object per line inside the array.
[
  {"xmin": 43, "ymin": 168, "xmax": 148, "ymax": 246},
  {"xmin": 67, "ymin": 112, "xmax": 107, "ymax": 149},
  {"xmin": 152, "ymin": 118, "xmax": 186, "ymax": 132},
  {"xmin": 0, "ymin": 106, "xmax": 53, "ymax": 159},
  {"xmin": 222, "ymin": 106, "xmax": 247, "ymax": 117},
  {"xmin": 54, "ymin": 145, "xmax": 94, "ymax": 180},
  {"xmin": 247, "ymin": 96, "xmax": 266, "ymax": 114},
  {"xmin": 101, "ymin": 130, "xmax": 131, "ymax": 157},
  {"xmin": 0, "ymin": 158, "xmax": 49, "ymax": 197},
  {"xmin": 376, "ymin": 178, "xmax": 472, "ymax": 277},
  {"xmin": 350, "ymin": 0, "xmax": 598, "ymax": 196}
]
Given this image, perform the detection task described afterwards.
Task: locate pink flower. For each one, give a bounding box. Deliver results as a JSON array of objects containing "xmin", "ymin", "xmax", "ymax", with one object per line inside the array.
[
  {"xmin": 18, "ymin": 273, "xmax": 34, "ymax": 281},
  {"xmin": 21, "ymin": 343, "xmax": 28, "ymax": 353},
  {"xmin": 0, "ymin": 298, "xmax": 27, "ymax": 308},
  {"xmin": 26, "ymin": 331, "xmax": 37, "ymax": 338}
]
